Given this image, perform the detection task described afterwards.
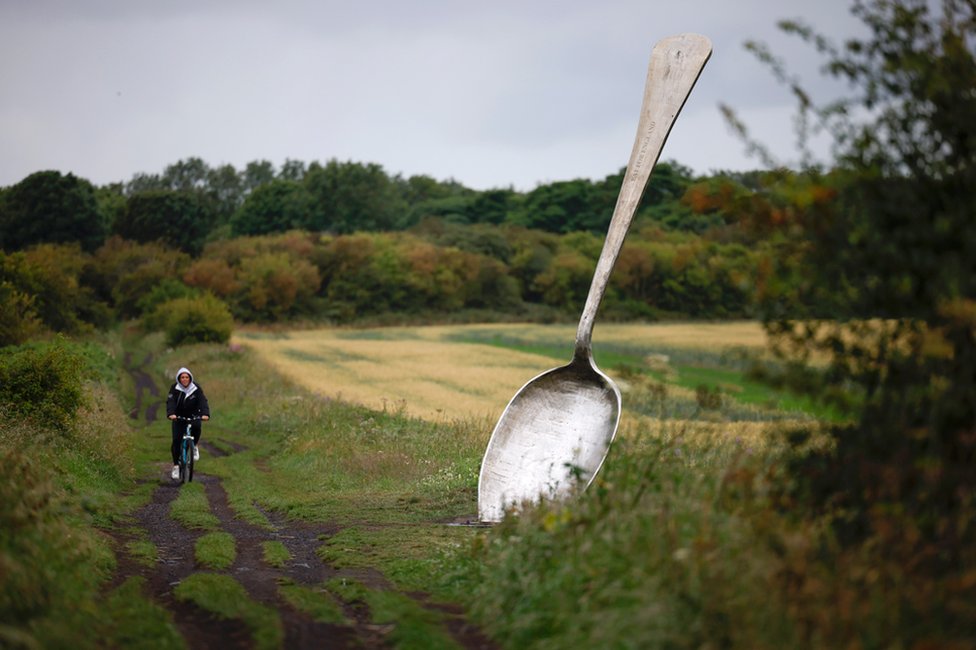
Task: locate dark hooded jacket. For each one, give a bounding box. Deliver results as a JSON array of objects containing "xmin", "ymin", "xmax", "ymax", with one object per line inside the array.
[{"xmin": 166, "ymin": 366, "xmax": 210, "ymax": 420}]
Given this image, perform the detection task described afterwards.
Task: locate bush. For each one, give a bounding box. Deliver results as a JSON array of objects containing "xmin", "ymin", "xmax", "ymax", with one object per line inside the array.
[
  {"xmin": 0, "ymin": 281, "xmax": 43, "ymax": 347},
  {"xmin": 0, "ymin": 443, "xmax": 100, "ymax": 645},
  {"xmin": 0, "ymin": 340, "xmax": 87, "ymax": 430},
  {"xmin": 136, "ymin": 278, "xmax": 200, "ymax": 320},
  {"xmin": 154, "ymin": 294, "xmax": 234, "ymax": 347}
]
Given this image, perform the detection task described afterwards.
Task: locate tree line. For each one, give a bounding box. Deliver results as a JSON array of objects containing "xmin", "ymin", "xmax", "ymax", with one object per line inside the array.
[{"xmin": 0, "ymin": 154, "xmax": 809, "ymax": 346}]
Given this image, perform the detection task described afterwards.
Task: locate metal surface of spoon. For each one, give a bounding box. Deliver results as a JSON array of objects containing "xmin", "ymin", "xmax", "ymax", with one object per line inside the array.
[{"xmin": 477, "ymin": 33, "xmax": 712, "ymax": 523}]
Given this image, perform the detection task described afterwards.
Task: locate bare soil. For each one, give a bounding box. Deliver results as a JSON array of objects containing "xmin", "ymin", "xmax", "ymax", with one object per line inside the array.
[{"xmin": 110, "ymin": 352, "xmax": 496, "ymax": 649}]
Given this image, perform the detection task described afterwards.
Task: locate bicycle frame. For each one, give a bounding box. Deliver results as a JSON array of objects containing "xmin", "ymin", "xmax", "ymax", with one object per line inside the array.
[{"xmin": 175, "ymin": 416, "xmax": 200, "ymax": 484}]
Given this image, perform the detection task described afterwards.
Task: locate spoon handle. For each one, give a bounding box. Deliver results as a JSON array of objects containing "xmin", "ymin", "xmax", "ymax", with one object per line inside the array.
[{"xmin": 574, "ymin": 34, "xmax": 712, "ymax": 360}]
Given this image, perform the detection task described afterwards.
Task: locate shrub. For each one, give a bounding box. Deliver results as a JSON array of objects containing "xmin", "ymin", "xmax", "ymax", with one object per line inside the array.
[
  {"xmin": 0, "ymin": 444, "xmax": 97, "ymax": 643},
  {"xmin": 136, "ymin": 278, "xmax": 200, "ymax": 321},
  {"xmin": 0, "ymin": 281, "xmax": 43, "ymax": 346},
  {"xmin": 0, "ymin": 340, "xmax": 87, "ymax": 430},
  {"xmin": 154, "ymin": 294, "xmax": 234, "ymax": 347}
]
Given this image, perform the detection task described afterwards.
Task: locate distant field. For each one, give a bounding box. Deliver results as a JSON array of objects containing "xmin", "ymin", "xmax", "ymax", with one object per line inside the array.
[{"xmin": 233, "ymin": 322, "xmax": 779, "ymax": 428}]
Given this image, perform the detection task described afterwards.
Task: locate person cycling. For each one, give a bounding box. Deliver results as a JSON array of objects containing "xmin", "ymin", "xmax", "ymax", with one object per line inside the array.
[{"xmin": 166, "ymin": 366, "xmax": 210, "ymax": 480}]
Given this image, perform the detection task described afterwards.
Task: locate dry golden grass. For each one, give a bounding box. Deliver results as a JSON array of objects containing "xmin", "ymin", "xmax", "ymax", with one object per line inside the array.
[
  {"xmin": 234, "ymin": 327, "xmax": 549, "ymax": 422},
  {"xmin": 233, "ymin": 322, "xmax": 772, "ymax": 424}
]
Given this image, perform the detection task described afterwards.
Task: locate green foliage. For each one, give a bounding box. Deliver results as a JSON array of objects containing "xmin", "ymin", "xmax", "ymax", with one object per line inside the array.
[
  {"xmin": 456, "ymin": 435, "xmax": 798, "ymax": 649},
  {"xmin": 91, "ymin": 237, "xmax": 190, "ymax": 318},
  {"xmin": 0, "ymin": 341, "xmax": 136, "ymax": 649},
  {"xmin": 0, "ymin": 245, "xmax": 89, "ymax": 338},
  {"xmin": 0, "ymin": 170, "xmax": 108, "ymax": 252},
  {"xmin": 532, "ymin": 246, "xmax": 595, "ymax": 312},
  {"xmin": 0, "ymin": 446, "xmax": 85, "ymax": 625},
  {"xmin": 304, "ymin": 158, "xmax": 407, "ymax": 232},
  {"xmin": 230, "ymin": 178, "xmax": 316, "ymax": 236},
  {"xmin": 6, "ymin": 244, "xmax": 111, "ymax": 332},
  {"xmin": 184, "ymin": 233, "xmax": 322, "ymax": 322},
  {"xmin": 136, "ymin": 277, "xmax": 200, "ymax": 322},
  {"xmin": 154, "ymin": 293, "xmax": 234, "ymax": 347},
  {"xmin": 0, "ymin": 280, "xmax": 42, "ymax": 347},
  {"xmin": 235, "ymin": 252, "xmax": 320, "ymax": 321},
  {"xmin": 724, "ymin": 1, "xmax": 976, "ymax": 644},
  {"xmin": 115, "ymin": 189, "xmax": 217, "ymax": 254},
  {"xmin": 319, "ymin": 231, "xmax": 521, "ymax": 320},
  {"xmin": 511, "ymin": 177, "xmax": 608, "ymax": 233},
  {"xmin": 100, "ymin": 577, "xmax": 184, "ymax": 650},
  {"xmin": 0, "ymin": 339, "xmax": 87, "ymax": 430}
]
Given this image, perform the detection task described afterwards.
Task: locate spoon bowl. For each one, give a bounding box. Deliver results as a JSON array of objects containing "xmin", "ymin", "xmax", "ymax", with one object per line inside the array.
[
  {"xmin": 478, "ymin": 34, "xmax": 712, "ymax": 522},
  {"xmin": 478, "ymin": 356, "xmax": 620, "ymax": 520}
]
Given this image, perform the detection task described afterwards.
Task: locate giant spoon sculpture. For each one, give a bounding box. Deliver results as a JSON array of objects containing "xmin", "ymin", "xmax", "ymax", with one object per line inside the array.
[{"xmin": 478, "ymin": 34, "xmax": 712, "ymax": 523}]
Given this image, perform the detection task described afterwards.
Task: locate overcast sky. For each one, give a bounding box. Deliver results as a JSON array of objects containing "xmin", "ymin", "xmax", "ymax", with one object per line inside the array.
[{"xmin": 0, "ymin": 0, "xmax": 865, "ymax": 191}]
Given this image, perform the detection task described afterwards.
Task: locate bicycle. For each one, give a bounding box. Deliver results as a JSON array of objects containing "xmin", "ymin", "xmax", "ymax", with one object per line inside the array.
[{"xmin": 174, "ymin": 416, "xmax": 201, "ymax": 484}]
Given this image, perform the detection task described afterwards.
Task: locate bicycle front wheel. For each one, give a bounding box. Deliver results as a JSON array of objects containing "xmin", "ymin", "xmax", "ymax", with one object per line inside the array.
[
  {"xmin": 187, "ymin": 442, "xmax": 195, "ymax": 482},
  {"xmin": 181, "ymin": 442, "xmax": 191, "ymax": 484}
]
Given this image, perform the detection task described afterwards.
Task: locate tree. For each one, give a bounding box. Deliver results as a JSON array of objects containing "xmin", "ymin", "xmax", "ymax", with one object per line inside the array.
[
  {"xmin": 734, "ymin": 0, "xmax": 976, "ymax": 637},
  {"xmin": 304, "ymin": 159, "xmax": 406, "ymax": 233},
  {"xmin": 162, "ymin": 157, "xmax": 210, "ymax": 192},
  {"xmin": 0, "ymin": 171, "xmax": 108, "ymax": 252},
  {"xmin": 91, "ymin": 237, "xmax": 190, "ymax": 318},
  {"xmin": 206, "ymin": 163, "xmax": 245, "ymax": 225},
  {"xmin": 230, "ymin": 179, "xmax": 316, "ymax": 236},
  {"xmin": 115, "ymin": 190, "xmax": 217, "ymax": 254},
  {"xmin": 242, "ymin": 160, "xmax": 276, "ymax": 194},
  {"xmin": 278, "ymin": 158, "xmax": 307, "ymax": 181},
  {"xmin": 512, "ymin": 179, "xmax": 607, "ymax": 233},
  {"xmin": 469, "ymin": 188, "xmax": 517, "ymax": 225}
]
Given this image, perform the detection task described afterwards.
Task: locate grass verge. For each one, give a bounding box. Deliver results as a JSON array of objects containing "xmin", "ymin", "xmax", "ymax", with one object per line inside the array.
[{"xmin": 174, "ymin": 573, "xmax": 282, "ymax": 650}]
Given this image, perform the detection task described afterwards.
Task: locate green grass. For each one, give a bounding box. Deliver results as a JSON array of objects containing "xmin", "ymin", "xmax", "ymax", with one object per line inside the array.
[
  {"xmin": 278, "ymin": 580, "xmax": 349, "ymax": 625},
  {"xmin": 195, "ymin": 531, "xmax": 236, "ymax": 570},
  {"xmin": 450, "ymin": 328, "xmax": 839, "ymax": 421},
  {"xmin": 125, "ymin": 538, "xmax": 159, "ymax": 568},
  {"xmin": 326, "ymin": 579, "xmax": 460, "ymax": 650},
  {"xmin": 319, "ymin": 526, "xmax": 478, "ymax": 598},
  {"xmin": 169, "ymin": 482, "xmax": 220, "ymax": 531},
  {"xmin": 262, "ymin": 540, "xmax": 291, "ymax": 568},
  {"xmin": 452, "ymin": 432, "xmax": 803, "ymax": 649},
  {"xmin": 0, "ymin": 332, "xmax": 173, "ymax": 650},
  {"xmin": 5, "ymin": 323, "xmax": 945, "ymax": 649},
  {"xmin": 174, "ymin": 573, "xmax": 282, "ymax": 650},
  {"xmin": 101, "ymin": 577, "xmax": 184, "ymax": 650}
]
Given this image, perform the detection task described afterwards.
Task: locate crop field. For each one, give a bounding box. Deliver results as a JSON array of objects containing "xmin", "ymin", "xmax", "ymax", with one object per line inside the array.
[{"xmin": 233, "ymin": 321, "xmax": 811, "ymax": 447}]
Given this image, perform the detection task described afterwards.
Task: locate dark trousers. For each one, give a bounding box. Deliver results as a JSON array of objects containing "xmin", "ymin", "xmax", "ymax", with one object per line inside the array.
[{"xmin": 171, "ymin": 420, "xmax": 202, "ymax": 464}]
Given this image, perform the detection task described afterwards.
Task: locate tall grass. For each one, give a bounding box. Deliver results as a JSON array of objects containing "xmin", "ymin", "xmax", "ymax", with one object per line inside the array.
[
  {"xmin": 449, "ymin": 428, "xmax": 806, "ymax": 648},
  {"xmin": 0, "ymin": 339, "xmax": 174, "ymax": 649}
]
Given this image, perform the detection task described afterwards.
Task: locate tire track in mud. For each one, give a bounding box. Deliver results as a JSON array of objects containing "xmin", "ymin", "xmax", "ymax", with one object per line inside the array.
[
  {"xmin": 124, "ymin": 351, "xmax": 162, "ymax": 422},
  {"xmin": 114, "ymin": 348, "xmax": 497, "ymax": 649}
]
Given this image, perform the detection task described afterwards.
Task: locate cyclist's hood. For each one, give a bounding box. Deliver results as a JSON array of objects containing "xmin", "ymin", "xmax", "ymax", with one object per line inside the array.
[{"xmin": 174, "ymin": 367, "xmax": 198, "ymax": 396}]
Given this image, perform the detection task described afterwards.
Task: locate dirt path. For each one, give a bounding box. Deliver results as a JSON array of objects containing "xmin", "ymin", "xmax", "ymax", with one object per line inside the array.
[{"xmin": 112, "ymin": 352, "xmax": 495, "ymax": 649}]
